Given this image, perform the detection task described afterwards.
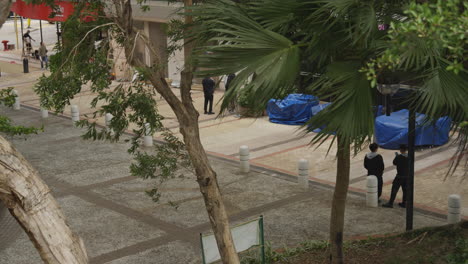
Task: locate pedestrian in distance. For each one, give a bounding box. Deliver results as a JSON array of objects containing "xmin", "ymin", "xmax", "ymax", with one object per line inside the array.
[
  {"xmin": 364, "ymin": 143, "xmax": 385, "ymax": 201},
  {"xmin": 202, "ymin": 76, "xmax": 215, "ymax": 115},
  {"xmin": 383, "ymin": 144, "xmax": 409, "ymax": 208},
  {"xmin": 225, "ymin": 73, "xmax": 235, "ymax": 92},
  {"xmin": 225, "ymin": 73, "xmax": 236, "ymax": 113},
  {"xmin": 23, "ymin": 30, "xmax": 35, "ymax": 55},
  {"xmin": 38, "ymin": 42, "xmax": 48, "ymax": 70}
]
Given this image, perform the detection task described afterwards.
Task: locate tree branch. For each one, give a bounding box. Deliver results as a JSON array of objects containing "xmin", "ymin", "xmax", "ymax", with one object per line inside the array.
[{"xmin": 0, "ymin": 135, "xmax": 88, "ymax": 264}]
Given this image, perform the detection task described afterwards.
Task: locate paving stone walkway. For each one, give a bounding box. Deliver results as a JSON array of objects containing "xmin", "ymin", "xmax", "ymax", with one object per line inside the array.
[
  {"xmin": 0, "ymin": 106, "xmax": 448, "ymax": 264},
  {"xmin": 1, "ymin": 49, "xmax": 465, "ymax": 218}
]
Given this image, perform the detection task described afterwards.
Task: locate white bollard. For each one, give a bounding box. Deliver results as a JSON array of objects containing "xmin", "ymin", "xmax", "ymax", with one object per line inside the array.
[
  {"xmin": 105, "ymin": 113, "xmax": 113, "ymax": 127},
  {"xmin": 298, "ymin": 159, "xmax": 309, "ymax": 190},
  {"xmin": 239, "ymin": 145, "xmax": 250, "ymax": 173},
  {"xmin": 71, "ymin": 105, "xmax": 80, "ymax": 124},
  {"xmin": 105, "ymin": 113, "xmax": 114, "ymax": 135},
  {"xmin": 12, "ymin": 90, "xmax": 20, "ymax": 110},
  {"xmin": 448, "ymin": 194, "xmax": 461, "ymax": 224},
  {"xmin": 143, "ymin": 123, "xmax": 153, "ymax": 147},
  {"xmin": 366, "ymin": 175, "xmax": 378, "ymax": 207},
  {"xmin": 40, "ymin": 108, "xmax": 48, "ymax": 118}
]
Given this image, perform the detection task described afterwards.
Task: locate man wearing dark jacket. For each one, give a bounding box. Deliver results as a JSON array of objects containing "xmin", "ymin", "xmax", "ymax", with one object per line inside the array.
[
  {"xmin": 202, "ymin": 76, "xmax": 215, "ymax": 115},
  {"xmin": 225, "ymin": 73, "xmax": 236, "ymax": 113},
  {"xmin": 225, "ymin": 73, "xmax": 236, "ymax": 91},
  {"xmin": 364, "ymin": 143, "xmax": 385, "ymax": 199},
  {"xmin": 383, "ymin": 144, "xmax": 409, "ymax": 208}
]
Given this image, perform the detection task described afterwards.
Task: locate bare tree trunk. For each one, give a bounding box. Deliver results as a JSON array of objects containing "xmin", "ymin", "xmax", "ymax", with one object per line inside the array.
[
  {"xmin": 0, "ymin": 0, "xmax": 12, "ymax": 29},
  {"xmin": 0, "ymin": 135, "xmax": 88, "ymax": 264},
  {"xmin": 180, "ymin": 116, "xmax": 240, "ymax": 263},
  {"xmin": 114, "ymin": 1, "xmax": 240, "ymax": 262},
  {"xmin": 329, "ymin": 137, "xmax": 350, "ymax": 264},
  {"xmin": 179, "ymin": 1, "xmax": 239, "ymax": 260}
]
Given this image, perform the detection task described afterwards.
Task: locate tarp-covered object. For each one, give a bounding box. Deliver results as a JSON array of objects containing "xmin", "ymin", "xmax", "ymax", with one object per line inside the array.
[
  {"xmin": 267, "ymin": 94, "xmax": 319, "ymax": 125},
  {"xmin": 375, "ymin": 109, "xmax": 451, "ymax": 150},
  {"xmin": 309, "ymin": 103, "xmax": 331, "ymax": 133}
]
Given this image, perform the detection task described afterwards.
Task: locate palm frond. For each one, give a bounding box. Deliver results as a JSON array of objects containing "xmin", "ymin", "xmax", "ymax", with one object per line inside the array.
[
  {"xmin": 416, "ymin": 60, "xmax": 468, "ymax": 123},
  {"xmin": 248, "ymin": 0, "xmax": 307, "ymax": 36},
  {"xmin": 192, "ymin": 0, "xmax": 301, "ymax": 112},
  {"xmin": 304, "ymin": 61, "xmax": 375, "ymax": 154}
]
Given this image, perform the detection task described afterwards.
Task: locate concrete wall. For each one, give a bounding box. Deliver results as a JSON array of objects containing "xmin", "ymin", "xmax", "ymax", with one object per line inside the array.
[
  {"xmin": 147, "ymin": 22, "xmax": 169, "ymax": 77},
  {"xmin": 133, "ymin": 20, "xmax": 146, "ymax": 64},
  {"xmin": 167, "ymin": 39, "xmax": 184, "ymax": 83},
  {"xmin": 122, "ymin": 1, "xmax": 185, "ymax": 82},
  {"xmin": 131, "ymin": 0, "xmax": 181, "ymax": 23}
]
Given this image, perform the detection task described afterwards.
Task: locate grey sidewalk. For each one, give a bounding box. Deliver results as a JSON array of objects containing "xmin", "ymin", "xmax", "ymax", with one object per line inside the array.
[{"xmin": 0, "ymin": 106, "xmax": 446, "ymax": 264}]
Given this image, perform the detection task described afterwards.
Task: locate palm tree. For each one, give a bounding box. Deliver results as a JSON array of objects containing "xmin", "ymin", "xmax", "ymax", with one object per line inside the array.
[{"xmin": 191, "ymin": 0, "xmax": 467, "ymax": 263}]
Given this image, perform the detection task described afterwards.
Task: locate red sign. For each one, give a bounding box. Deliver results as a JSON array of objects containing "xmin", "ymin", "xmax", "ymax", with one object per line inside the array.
[{"xmin": 11, "ymin": 0, "xmax": 76, "ymax": 22}]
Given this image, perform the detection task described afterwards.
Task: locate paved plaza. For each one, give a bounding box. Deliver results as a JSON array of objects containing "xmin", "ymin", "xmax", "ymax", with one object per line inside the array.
[
  {"xmin": 0, "ymin": 22, "xmax": 466, "ymax": 263},
  {"xmin": 0, "ymin": 106, "xmax": 450, "ymax": 264},
  {"xmin": 1, "ymin": 48, "xmax": 466, "ymax": 216}
]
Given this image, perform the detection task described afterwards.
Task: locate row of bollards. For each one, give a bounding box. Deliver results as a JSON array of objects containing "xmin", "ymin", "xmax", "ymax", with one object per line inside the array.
[
  {"xmin": 12, "ymin": 90, "xmax": 48, "ymax": 119},
  {"xmin": 238, "ymin": 146, "xmax": 311, "ymax": 190},
  {"xmin": 366, "ymin": 176, "xmax": 463, "ymax": 224},
  {"xmin": 9, "ymin": 92, "xmax": 155, "ymax": 147},
  {"xmin": 9, "ymin": 92, "xmax": 465, "ymax": 224},
  {"xmin": 238, "ymin": 147, "xmax": 463, "ymax": 224}
]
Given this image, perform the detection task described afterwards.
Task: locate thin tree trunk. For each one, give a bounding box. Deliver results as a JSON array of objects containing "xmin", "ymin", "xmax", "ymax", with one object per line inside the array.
[
  {"xmin": 329, "ymin": 137, "xmax": 350, "ymax": 264},
  {"xmin": 179, "ymin": 117, "xmax": 240, "ymax": 264},
  {"xmin": 115, "ymin": 1, "xmax": 239, "ymax": 262},
  {"xmin": 179, "ymin": 1, "xmax": 239, "ymax": 259},
  {"xmin": 0, "ymin": 0, "xmax": 12, "ymax": 29},
  {"xmin": 0, "ymin": 135, "xmax": 88, "ymax": 264}
]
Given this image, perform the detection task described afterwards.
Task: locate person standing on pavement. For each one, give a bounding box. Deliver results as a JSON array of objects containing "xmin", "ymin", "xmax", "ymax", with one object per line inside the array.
[
  {"xmin": 23, "ymin": 30, "xmax": 35, "ymax": 55},
  {"xmin": 225, "ymin": 73, "xmax": 236, "ymax": 113},
  {"xmin": 38, "ymin": 42, "xmax": 48, "ymax": 69},
  {"xmin": 364, "ymin": 143, "xmax": 385, "ymax": 200},
  {"xmin": 225, "ymin": 73, "xmax": 236, "ymax": 92},
  {"xmin": 383, "ymin": 144, "xmax": 409, "ymax": 208},
  {"xmin": 202, "ymin": 76, "xmax": 215, "ymax": 115}
]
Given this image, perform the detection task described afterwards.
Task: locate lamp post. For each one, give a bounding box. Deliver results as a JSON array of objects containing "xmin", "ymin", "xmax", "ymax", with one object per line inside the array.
[{"xmin": 377, "ymin": 83, "xmax": 416, "ymax": 231}]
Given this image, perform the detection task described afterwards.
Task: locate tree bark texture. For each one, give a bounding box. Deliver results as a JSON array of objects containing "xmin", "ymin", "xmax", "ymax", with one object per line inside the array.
[
  {"xmin": 179, "ymin": 73, "xmax": 240, "ymax": 264},
  {"xmin": 0, "ymin": 135, "xmax": 88, "ymax": 264},
  {"xmin": 115, "ymin": 1, "xmax": 240, "ymax": 263},
  {"xmin": 0, "ymin": 0, "xmax": 12, "ymax": 29},
  {"xmin": 329, "ymin": 137, "xmax": 350, "ymax": 264}
]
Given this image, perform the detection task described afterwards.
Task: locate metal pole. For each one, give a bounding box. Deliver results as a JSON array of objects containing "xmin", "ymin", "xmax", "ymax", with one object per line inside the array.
[
  {"xmin": 20, "ymin": 17, "xmax": 24, "ymax": 56},
  {"xmin": 40, "ymin": 20, "xmax": 43, "ymax": 43},
  {"xmin": 406, "ymin": 107, "xmax": 416, "ymax": 231},
  {"xmin": 56, "ymin": 22, "xmax": 60, "ymax": 47},
  {"xmin": 14, "ymin": 13, "xmax": 19, "ymax": 50},
  {"xmin": 259, "ymin": 215, "xmax": 266, "ymax": 264},
  {"xmin": 385, "ymin": 95, "xmax": 391, "ymax": 116}
]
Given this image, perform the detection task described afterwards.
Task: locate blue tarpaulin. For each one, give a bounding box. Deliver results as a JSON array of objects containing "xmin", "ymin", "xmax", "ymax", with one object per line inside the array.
[
  {"xmin": 375, "ymin": 109, "xmax": 451, "ymax": 149},
  {"xmin": 267, "ymin": 94, "xmax": 319, "ymax": 125},
  {"xmin": 309, "ymin": 103, "xmax": 331, "ymax": 133}
]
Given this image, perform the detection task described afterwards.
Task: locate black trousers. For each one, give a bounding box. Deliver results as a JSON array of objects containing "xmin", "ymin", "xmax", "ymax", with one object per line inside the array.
[
  {"xmin": 204, "ymin": 94, "xmax": 213, "ymax": 113},
  {"xmin": 376, "ymin": 175, "xmax": 383, "ymax": 198},
  {"xmin": 388, "ymin": 176, "xmax": 406, "ymax": 205}
]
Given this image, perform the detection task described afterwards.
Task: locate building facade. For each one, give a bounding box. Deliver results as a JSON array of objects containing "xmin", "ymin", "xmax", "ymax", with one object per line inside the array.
[{"xmin": 130, "ymin": 0, "xmax": 184, "ymax": 85}]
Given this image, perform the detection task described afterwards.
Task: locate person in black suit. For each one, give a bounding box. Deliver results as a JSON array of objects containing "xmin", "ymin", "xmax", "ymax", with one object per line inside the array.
[
  {"xmin": 225, "ymin": 73, "xmax": 236, "ymax": 113},
  {"xmin": 383, "ymin": 144, "xmax": 409, "ymax": 208},
  {"xmin": 202, "ymin": 76, "xmax": 215, "ymax": 115},
  {"xmin": 364, "ymin": 143, "xmax": 385, "ymax": 200}
]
